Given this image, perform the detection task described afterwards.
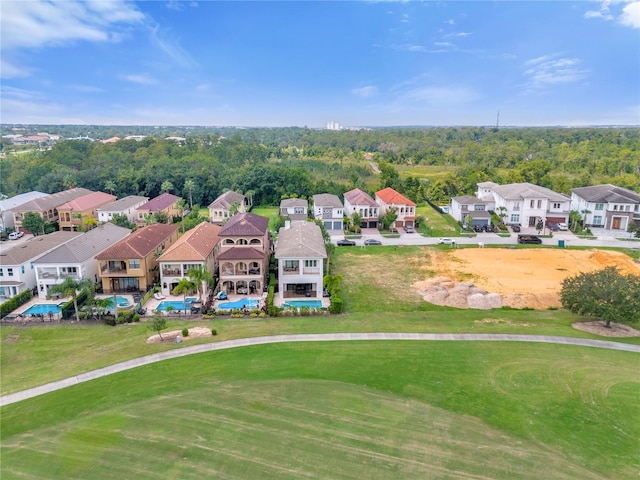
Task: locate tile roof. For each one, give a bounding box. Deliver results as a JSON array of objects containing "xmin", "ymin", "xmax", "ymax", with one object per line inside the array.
[
  {"xmin": 218, "ymin": 247, "xmax": 265, "ymax": 261},
  {"xmin": 0, "ymin": 191, "xmax": 48, "ymax": 211},
  {"xmin": 452, "ymin": 195, "xmax": 488, "ymax": 205},
  {"xmin": 275, "ymin": 222, "xmax": 327, "ymax": 259},
  {"xmin": 312, "ymin": 193, "xmax": 343, "ymax": 208},
  {"xmin": 208, "ymin": 190, "xmax": 245, "ymax": 209},
  {"xmin": 136, "ymin": 192, "xmax": 180, "ymax": 212},
  {"xmin": 58, "ymin": 191, "xmax": 116, "ymax": 211},
  {"xmin": 33, "ymin": 224, "xmax": 131, "ymax": 264},
  {"xmin": 13, "ymin": 188, "xmax": 93, "ymax": 212},
  {"xmin": 157, "ymin": 222, "xmax": 221, "ymax": 262},
  {"xmin": 219, "ymin": 212, "xmax": 269, "ymax": 237},
  {"xmin": 571, "ymin": 184, "xmax": 640, "ymax": 204},
  {"xmin": 492, "ymin": 183, "xmax": 569, "ymax": 202},
  {"xmin": 97, "ymin": 195, "xmax": 149, "ymax": 212},
  {"xmin": 0, "ymin": 231, "xmax": 81, "ymax": 265},
  {"xmin": 375, "ymin": 187, "xmax": 417, "ymax": 206},
  {"xmin": 280, "ymin": 198, "xmax": 308, "ymax": 208},
  {"xmin": 343, "ymin": 188, "xmax": 377, "ymax": 207},
  {"xmin": 95, "ymin": 224, "xmax": 179, "ymax": 259}
]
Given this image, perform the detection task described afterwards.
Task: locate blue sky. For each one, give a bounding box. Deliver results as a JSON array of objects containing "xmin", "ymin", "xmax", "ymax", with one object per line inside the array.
[{"xmin": 1, "ymin": 1, "xmax": 639, "ymax": 127}]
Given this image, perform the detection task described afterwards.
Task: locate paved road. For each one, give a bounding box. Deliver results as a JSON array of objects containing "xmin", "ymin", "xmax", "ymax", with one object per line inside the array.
[{"xmin": 2, "ymin": 333, "xmax": 638, "ymax": 407}]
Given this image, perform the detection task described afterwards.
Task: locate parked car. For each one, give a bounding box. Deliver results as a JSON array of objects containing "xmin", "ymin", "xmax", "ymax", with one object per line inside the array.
[
  {"xmin": 9, "ymin": 231, "xmax": 24, "ymax": 240},
  {"xmin": 437, "ymin": 238, "xmax": 454, "ymax": 245},
  {"xmin": 364, "ymin": 239, "xmax": 382, "ymax": 245},
  {"xmin": 404, "ymin": 225, "xmax": 415, "ymax": 233},
  {"xmin": 517, "ymin": 234, "xmax": 542, "ymax": 245},
  {"xmin": 337, "ymin": 239, "xmax": 356, "ymax": 246},
  {"xmin": 557, "ymin": 222, "xmax": 568, "ymax": 231},
  {"xmin": 510, "ymin": 224, "xmax": 521, "ymax": 232}
]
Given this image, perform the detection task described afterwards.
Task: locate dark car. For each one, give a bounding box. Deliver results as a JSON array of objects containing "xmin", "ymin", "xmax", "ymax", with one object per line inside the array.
[
  {"xmin": 511, "ymin": 224, "xmax": 521, "ymax": 232},
  {"xmin": 517, "ymin": 234, "xmax": 542, "ymax": 245},
  {"xmin": 364, "ymin": 239, "xmax": 382, "ymax": 246},
  {"xmin": 337, "ymin": 239, "xmax": 356, "ymax": 246}
]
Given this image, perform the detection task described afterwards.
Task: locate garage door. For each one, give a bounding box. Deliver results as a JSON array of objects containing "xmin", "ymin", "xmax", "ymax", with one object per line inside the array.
[
  {"xmin": 472, "ymin": 218, "xmax": 489, "ymax": 226},
  {"xmin": 546, "ymin": 216, "xmax": 565, "ymax": 224}
]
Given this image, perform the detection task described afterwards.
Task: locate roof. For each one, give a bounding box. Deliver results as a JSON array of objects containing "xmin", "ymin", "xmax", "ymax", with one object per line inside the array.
[
  {"xmin": 157, "ymin": 222, "xmax": 221, "ymax": 262},
  {"xmin": 95, "ymin": 223, "xmax": 179, "ymax": 259},
  {"xmin": 280, "ymin": 198, "xmax": 308, "ymax": 208},
  {"xmin": 33, "ymin": 224, "xmax": 131, "ymax": 264},
  {"xmin": 452, "ymin": 195, "xmax": 488, "ymax": 205},
  {"xmin": 208, "ymin": 190, "xmax": 245, "ymax": 209},
  {"xmin": 217, "ymin": 247, "xmax": 265, "ymax": 261},
  {"xmin": 477, "ymin": 181, "xmax": 499, "ymax": 189},
  {"xmin": 0, "ymin": 191, "xmax": 48, "ymax": 211},
  {"xmin": 0, "ymin": 231, "xmax": 81, "ymax": 265},
  {"xmin": 13, "ymin": 188, "xmax": 93, "ymax": 212},
  {"xmin": 343, "ymin": 188, "xmax": 377, "ymax": 207},
  {"xmin": 275, "ymin": 222, "xmax": 327, "ymax": 259},
  {"xmin": 571, "ymin": 184, "xmax": 640, "ymax": 204},
  {"xmin": 313, "ymin": 193, "xmax": 343, "ymax": 208},
  {"xmin": 219, "ymin": 212, "xmax": 269, "ymax": 237},
  {"xmin": 58, "ymin": 191, "xmax": 116, "ymax": 211},
  {"xmin": 375, "ymin": 187, "xmax": 417, "ymax": 206},
  {"xmin": 97, "ymin": 195, "xmax": 149, "ymax": 212},
  {"xmin": 491, "ymin": 183, "xmax": 569, "ymax": 202},
  {"xmin": 136, "ymin": 192, "xmax": 180, "ymax": 213}
]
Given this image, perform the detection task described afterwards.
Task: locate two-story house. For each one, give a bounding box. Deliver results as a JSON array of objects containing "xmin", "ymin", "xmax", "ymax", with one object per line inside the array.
[
  {"xmin": 208, "ymin": 190, "xmax": 252, "ymax": 225},
  {"xmin": 343, "ymin": 188, "xmax": 379, "ymax": 229},
  {"xmin": 274, "ymin": 222, "xmax": 327, "ymax": 300},
  {"xmin": 0, "ymin": 191, "xmax": 47, "ymax": 232},
  {"xmin": 96, "ymin": 224, "xmax": 179, "ymax": 294},
  {"xmin": 157, "ymin": 222, "xmax": 222, "ymax": 297},
  {"xmin": 279, "ymin": 198, "xmax": 309, "ymax": 222},
  {"xmin": 217, "ymin": 212, "xmax": 270, "ymax": 296},
  {"xmin": 11, "ymin": 188, "xmax": 92, "ymax": 233},
  {"xmin": 312, "ymin": 194, "xmax": 344, "ymax": 231},
  {"xmin": 58, "ymin": 191, "xmax": 117, "ymax": 231},
  {"xmin": 135, "ymin": 192, "xmax": 181, "ymax": 226},
  {"xmin": 33, "ymin": 223, "xmax": 130, "ymax": 298},
  {"xmin": 97, "ymin": 195, "xmax": 149, "ymax": 224},
  {"xmin": 449, "ymin": 195, "xmax": 494, "ymax": 227},
  {"xmin": 375, "ymin": 187, "xmax": 416, "ymax": 229},
  {"xmin": 0, "ymin": 231, "xmax": 80, "ymax": 301},
  {"xmin": 571, "ymin": 184, "xmax": 640, "ymax": 231}
]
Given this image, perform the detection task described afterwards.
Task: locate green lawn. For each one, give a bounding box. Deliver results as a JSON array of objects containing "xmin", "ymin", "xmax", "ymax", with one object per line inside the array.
[{"xmin": 416, "ymin": 204, "xmax": 460, "ymax": 237}]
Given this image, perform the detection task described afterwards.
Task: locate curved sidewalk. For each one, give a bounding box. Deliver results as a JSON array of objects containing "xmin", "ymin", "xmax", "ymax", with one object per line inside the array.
[{"xmin": 2, "ymin": 333, "xmax": 638, "ymax": 407}]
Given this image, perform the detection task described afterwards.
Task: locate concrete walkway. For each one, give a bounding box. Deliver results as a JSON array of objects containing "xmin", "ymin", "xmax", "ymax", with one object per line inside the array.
[{"xmin": 1, "ymin": 333, "xmax": 638, "ymax": 407}]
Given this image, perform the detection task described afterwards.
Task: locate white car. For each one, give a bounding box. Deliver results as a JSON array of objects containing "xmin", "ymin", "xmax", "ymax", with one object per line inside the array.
[
  {"xmin": 437, "ymin": 237, "xmax": 454, "ymax": 245},
  {"xmin": 557, "ymin": 222, "xmax": 568, "ymax": 231},
  {"xmin": 9, "ymin": 231, "xmax": 24, "ymax": 240}
]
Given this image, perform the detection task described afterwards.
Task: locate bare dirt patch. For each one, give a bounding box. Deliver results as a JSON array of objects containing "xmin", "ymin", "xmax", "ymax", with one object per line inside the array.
[
  {"xmin": 571, "ymin": 321, "xmax": 640, "ymax": 338},
  {"xmin": 146, "ymin": 326, "xmax": 213, "ymax": 344},
  {"xmin": 415, "ymin": 248, "xmax": 640, "ymax": 310}
]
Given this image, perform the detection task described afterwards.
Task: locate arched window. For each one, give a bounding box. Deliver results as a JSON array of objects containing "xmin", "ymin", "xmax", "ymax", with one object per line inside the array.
[
  {"xmin": 221, "ymin": 262, "xmax": 234, "ymax": 275},
  {"xmin": 237, "ymin": 238, "xmax": 248, "ymax": 245},
  {"xmin": 236, "ymin": 262, "xmax": 248, "ymax": 275},
  {"xmin": 250, "ymin": 238, "xmax": 261, "ymax": 245},
  {"xmin": 249, "ymin": 262, "xmax": 260, "ymax": 275},
  {"xmin": 223, "ymin": 238, "xmax": 234, "ymax": 245}
]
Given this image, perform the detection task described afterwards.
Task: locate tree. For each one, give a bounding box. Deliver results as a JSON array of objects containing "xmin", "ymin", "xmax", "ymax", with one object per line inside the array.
[
  {"xmin": 21, "ymin": 212, "xmax": 45, "ymax": 236},
  {"xmin": 153, "ymin": 210, "xmax": 169, "ymax": 224},
  {"xmin": 173, "ymin": 277, "xmax": 195, "ymax": 311},
  {"xmin": 110, "ymin": 213, "xmax": 135, "ymax": 230},
  {"xmin": 104, "ymin": 180, "xmax": 116, "ymax": 196},
  {"xmin": 48, "ymin": 277, "xmax": 94, "ymax": 322},
  {"xmin": 560, "ymin": 267, "xmax": 640, "ymax": 327},
  {"xmin": 188, "ymin": 266, "xmax": 213, "ymax": 302},
  {"xmin": 161, "ymin": 180, "xmax": 174, "ymax": 193},
  {"xmin": 176, "ymin": 198, "xmax": 188, "ymax": 233},
  {"xmin": 148, "ymin": 315, "xmax": 168, "ymax": 341},
  {"xmin": 184, "ymin": 179, "xmax": 195, "ymax": 208},
  {"xmin": 496, "ymin": 206, "xmax": 507, "ymax": 226},
  {"xmin": 380, "ymin": 207, "xmax": 398, "ymax": 231},
  {"xmin": 82, "ymin": 217, "xmax": 98, "ymax": 231},
  {"xmin": 536, "ymin": 218, "xmax": 544, "ymax": 234},
  {"xmin": 350, "ymin": 212, "xmax": 362, "ymax": 233}
]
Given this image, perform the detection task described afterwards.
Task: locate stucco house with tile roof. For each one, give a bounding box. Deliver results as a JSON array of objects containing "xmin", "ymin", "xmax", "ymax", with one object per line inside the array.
[
  {"xmin": 33, "ymin": 223, "xmax": 131, "ymax": 299},
  {"xmin": 343, "ymin": 188, "xmax": 380, "ymax": 229},
  {"xmin": 275, "ymin": 222, "xmax": 327, "ymax": 300},
  {"xmin": 217, "ymin": 212, "xmax": 270, "ymax": 296},
  {"xmin": 97, "ymin": 195, "xmax": 149, "ymax": 224},
  {"xmin": 11, "ymin": 188, "xmax": 93, "ymax": 233},
  {"xmin": 0, "ymin": 191, "xmax": 48, "ymax": 232},
  {"xmin": 134, "ymin": 192, "xmax": 181, "ymax": 226},
  {"xmin": 279, "ymin": 198, "xmax": 309, "ymax": 222},
  {"xmin": 95, "ymin": 224, "xmax": 179, "ymax": 294},
  {"xmin": 312, "ymin": 193, "xmax": 344, "ymax": 231},
  {"xmin": 375, "ymin": 187, "xmax": 416, "ymax": 229},
  {"xmin": 208, "ymin": 190, "xmax": 252, "ymax": 225},
  {"xmin": 157, "ymin": 222, "xmax": 222, "ymax": 297},
  {"xmin": 58, "ymin": 191, "xmax": 117, "ymax": 231},
  {"xmin": 570, "ymin": 184, "xmax": 640, "ymax": 231}
]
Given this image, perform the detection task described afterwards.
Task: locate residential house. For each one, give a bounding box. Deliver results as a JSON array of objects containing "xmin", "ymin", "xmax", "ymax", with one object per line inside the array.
[
  {"xmin": 0, "ymin": 231, "xmax": 80, "ymax": 301},
  {"xmin": 477, "ymin": 182, "xmax": 571, "ymax": 228},
  {"xmin": 274, "ymin": 222, "xmax": 327, "ymax": 300},
  {"xmin": 96, "ymin": 224, "xmax": 179, "ymax": 294},
  {"xmin": 33, "ymin": 223, "xmax": 130, "ymax": 299},
  {"xmin": 312, "ymin": 193, "xmax": 344, "ymax": 231},
  {"xmin": 157, "ymin": 222, "xmax": 222, "ymax": 297},
  {"xmin": 0, "ymin": 191, "xmax": 48, "ymax": 232},
  {"xmin": 343, "ymin": 188, "xmax": 380, "ymax": 229},
  {"xmin": 11, "ymin": 188, "xmax": 93, "ymax": 233},
  {"xmin": 217, "ymin": 212, "xmax": 271, "ymax": 296},
  {"xmin": 135, "ymin": 192, "xmax": 181, "ymax": 226},
  {"xmin": 449, "ymin": 195, "xmax": 495, "ymax": 227},
  {"xmin": 209, "ymin": 190, "xmax": 252, "ymax": 225},
  {"xmin": 570, "ymin": 184, "xmax": 640, "ymax": 231},
  {"xmin": 279, "ymin": 198, "xmax": 308, "ymax": 222},
  {"xmin": 97, "ymin": 195, "xmax": 149, "ymax": 224},
  {"xmin": 375, "ymin": 187, "xmax": 416, "ymax": 229},
  {"xmin": 58, "ymin": 191, "xmax": 117, "ymax": 231}
]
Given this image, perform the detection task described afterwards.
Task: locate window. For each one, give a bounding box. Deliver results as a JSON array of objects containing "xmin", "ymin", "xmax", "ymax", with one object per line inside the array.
[
  {"xmin": 593, "ymin": 215, "xmax": 602, "ymax": 225},
  {"xmin": 284, "ymin": 260, "xmax": 299, "ymax": 271},
  {"xmin": 129, "ymin": 259, "xmax": 140, "ymax": 269},
  {"xmin": 613, "ymin": 205, "xmax": 618, "ymax": 211},
  {"xmin": 513, "ymin": 202, "xmax": 520, "ymax": 211},
  {"xmin": 294, "ymin": 207, "xmax": 305, "ymax": 214},
  {"xmin": 7, "ymin": 268, "xmax": 14, "ymax": 277},
  {"xmin": 237, "ymin": 239, "xmax": 248, "ymax": 245},
  {"xmin": 530, "ymin": 200, "xmax": 535, "ymax": 208},
  {"xmin": 0, "ymin": 268, "xmax": 3, "ymax": 277},
  {"xmin": 553, "ymin": 203, "xmax": 561, "ymax": 209},
  {"xmin": 474, "ymin": 205, "xmax": 485, "ymax": 211},
  {"xmin": 510, "ymin": 214, "xmax": 520, "ymax": 223},
  {"xmin": 21, "ymin": 266, "xmax": 25, "ymax": 274},
  {"xmin": 537, "ymin": 200, "xmax": 542, "ymax": 208},
  {"xmin": 595, "ymin": 203, "xmax": 604, "ymax": 210},
  {"xmin": 625, "ymin": 205, "xmax": 630, "ymax": 211},
  {"xmin": 304, "ymin": 260, "xmax": 317, "ymax": 267}
]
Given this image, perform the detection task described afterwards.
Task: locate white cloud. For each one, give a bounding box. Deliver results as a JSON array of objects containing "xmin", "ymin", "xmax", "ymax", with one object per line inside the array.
[
  {"xmin": 149, "ymin": 25, "xmax": 197, "ymax": 68},
  {"xmin": 0, "ymin": 58, "xmax": 32, "ymax": 79},
  {"xmin": 391, "ymin": 77, "xmax": 480, "ymax": 106},
  {"xmin": 522, "ymin": 55, "xmax": 588, "ymax": 91},
  {"xmin": 119, "ymin": 74, "xmax": 157, "ymax": 85},
  {"xmin": 585, "ymin": 0, "xmax": 640, "ymax": 28},
  {"xmin": 352, "ymin": 86, "xmax": 379, "ymax": 98},
  {"xmin": 621, "ymin": 1, "xmax": 640, "ymax": 27}
]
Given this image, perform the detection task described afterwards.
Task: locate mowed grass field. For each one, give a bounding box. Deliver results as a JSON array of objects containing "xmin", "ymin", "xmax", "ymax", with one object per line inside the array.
[{"xmin": 2, "ymin": 245, "xmax": 640, "ymax": 478}]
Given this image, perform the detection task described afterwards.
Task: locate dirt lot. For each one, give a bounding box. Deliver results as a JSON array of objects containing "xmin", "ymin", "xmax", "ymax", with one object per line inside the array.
[{"xmin": 415, "ymin": 248, "xmax": 640, "ymax": 309}]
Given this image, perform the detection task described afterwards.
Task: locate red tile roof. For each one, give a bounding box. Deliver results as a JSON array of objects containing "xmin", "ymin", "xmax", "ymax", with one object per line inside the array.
[
  {"xmin": 157, "ymin": 222, "xmax": 221, "ymax": 262},
  {"xmin": 58, "ymin": 191, "xmax": 116, "ymax": 211},
  {"xmin": 136, "ymin": 192, "xmax": 180, "ymax": 212},
  {"xmin": 219, "ymin": 212, "xmax": 269, "ymax": 237},
  {"xmin": 95, "ymin": 224, "xmax": 178, "ymax": 259},
  {"xmin": 375, "ymin": 187, "xmax": 416, "ymax": 206}
]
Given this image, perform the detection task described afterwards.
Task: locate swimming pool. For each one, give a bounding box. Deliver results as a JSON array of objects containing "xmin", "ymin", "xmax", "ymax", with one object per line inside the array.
[
  {"xmin": 217, "ymin": 298, "xmax": 260, "ymax": 310},
  {"xmin": 156, "ymin": 297, "xmax": 197, "ymax": 311},
  {"xmin": 283, "ymin": 300, "xmax": 323, "ymax": 309},
  {"xmin": 98, "ymin": 295, "xmax": 132, "ymax": 308},
  {"xmin": 22, "ymin": 303, "xmax": 64, "ymax": 315}
]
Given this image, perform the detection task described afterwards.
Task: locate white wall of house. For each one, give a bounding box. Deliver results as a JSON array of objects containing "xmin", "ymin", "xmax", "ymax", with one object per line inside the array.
[
  {"xmin": 313, "ymin": 205, "xmax": 343, "ymax": 230},
  {"xmin": 0, "ymin": 262, "xmax": 35, "ymax": 300},
  {"xmin": 277, "ymin": 257, "xmax": 324, "ymax": 300},
  {"xmin": 159, "ymin": 260, "xmax": 213, "ymax": 297},
  {"xmin": 35, "ymin": 260, "xmax": 98, "ymax": 299}
]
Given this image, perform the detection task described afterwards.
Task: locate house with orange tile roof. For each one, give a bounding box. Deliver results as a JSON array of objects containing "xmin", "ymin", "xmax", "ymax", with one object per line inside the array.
[
  {"xmin": 375, "ymin": 187, "xmax": 417, "ymax": 229},
  {"xmin": 157, "ymin": 222, "xmax": 222, "ymax": 297},
  {"xmin": 58, "ymin": 191, "xmax": 117, "ymax": 231},
  {"xmin": 343, "ymin": 188, "xmax": 379, "ymax": 229},
  {"xmin": 95, "ymin": 224, "xmax": 179, "ymax": 294},
  {"xmin": 11, "ymin": 188, "xmax": 92, "ymax": 233},
  {"xmin": 208, "ymin": 190, "xmax": 252, "ymax": 225},
  {"xmin": 134, "ymin": 192, "xmax": 181, "ymax": 226}
]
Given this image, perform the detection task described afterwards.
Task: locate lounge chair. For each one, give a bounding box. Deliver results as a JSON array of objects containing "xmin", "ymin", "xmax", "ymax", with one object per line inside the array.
[{"xmin": 154, "ymin": 292, "xmax": 165, "ymax": 300}]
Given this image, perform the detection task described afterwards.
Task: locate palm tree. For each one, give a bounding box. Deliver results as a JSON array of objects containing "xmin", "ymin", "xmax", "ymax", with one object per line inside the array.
[
  {"xmin": 184, "ymin": 179, "xmax": 195, "ymax": 209},
  {"xmin": 188, "ymin": 265, "xmax": 213, "ymax": 302},
  {"xmin": 173, "ymin": 278, "xmax": 195, "ymax": 312},
  {"xmin": 161, "ymin": 180, "xmax": 174, "ymax": 193},
  {"xmin": 176, "ymin": 198, "xmax": 188, "ymax": 233},
  {"xmin": 105, "ymin": 180, "xmax": 116, "ymax": 196},
  {"xmin": 49, "ymin": 277, "xmax": 94, "ymax": 322}
]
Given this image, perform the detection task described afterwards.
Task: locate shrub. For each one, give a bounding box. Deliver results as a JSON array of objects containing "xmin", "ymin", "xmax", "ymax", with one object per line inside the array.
[
  {"xmin": 211, "ymin": 328, "xmax": 217, "ymax": 336},
  {"xmin": 0, "ymin": 290, "xmax": 32, "ymax": 318},
  {"xmin": 104, "ymin": 316, "xmax": 116, "ymax": 326},
  {"xmin": 328, "ymin": 296, "xmax": 344, "ymax": 314},
  {"xmin": 133, "ymin": 314, "xmax": 140, "ymax": 322},
  {"xmin": 182, "ymin": 328, "xmax": 189, "ymax": 337}
]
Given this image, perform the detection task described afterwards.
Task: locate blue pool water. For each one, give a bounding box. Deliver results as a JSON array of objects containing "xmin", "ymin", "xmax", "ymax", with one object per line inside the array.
[
  {"xmin": 157, "ymin": 297, "xmax": 197, "ymax": 311},
  {"xmin": 23, "ymin": 303, "xmax": 63, "ymax": 315},
  {"xmin": 217, "ymin": 298, "xmax": 260, "ymax": 310},
  {"xmin": 99, "ymin": 296, "xmax": 132, "ymax": 308},
  {"xmin": 283, "ymin": 300, "xmax": 323, "ymax": 309}
]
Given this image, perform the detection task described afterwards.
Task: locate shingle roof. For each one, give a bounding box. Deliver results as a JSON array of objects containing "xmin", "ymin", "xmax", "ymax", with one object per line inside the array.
[
  {"xmin": 313, "ymin": 193, "xmax": 343, "ymax": 208},
  {"xmin": 217, "ymin": 247, "xmax": 265, "ymax": 261},
  {"xmin": 13, "ymin": 188, "xmax": 93, "ymax": 212},
  {"xmin": 275, "ymin": 222, "xmax": 327, "ymax": 259},
  {"xmin": 477, "ymin": 181, "xmax": 499, "ymax": 189},
  {"xmin": 452, "ymin": 195, "xmax": 487, "ymax": 205},
  {"xmin": 97, "ymin": 195, "xmax": 149, "ymax": 212},
  {"xmin": 0, "ymin": 191, "xmax": 48, "ymax": 211},
  {"xmin": 375, "ymin": 187, "xmax": 417, "ymax": 206},
  {"xmin": 208, "ymin": 190, "xmax": 245, "ymax": 209},
  {"xmin": 219, "ymin": 212, "xmax": 269, "ymax": 237},
  {"xmin": 34, "ymin": 224, "xmax": 131, "ymax": 264},
  {"xmin": 136, "ymin": 192, "xmax": 180, "ymax": 213},
  {"xmin": 492, "ymin": 183, "xmax": 568, "ymax": 202},
  {"xmin": 280, "ymin": 198, "xmax": 308, "ymax": 208},
  {"xmin": 95, "ymin": 224, "xmax": 179, "ymax": 259},
  {"xmin": 0, "ymin": 231, "xmax": 81, "ymax": 265},
  {"xmin": 571, "ymin": 184, "xmax": 640, "ymax": 204},
  {"xmin": 343, "ymin": 188, "xmax": 377, "ymax": 207},
  {"xmin": 58, "ymin": 191, "xmax": 116, "ymax": 211},
  {"xmin": 157, "ymin": 222, "xmax": 221, "ymax": 262}
]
